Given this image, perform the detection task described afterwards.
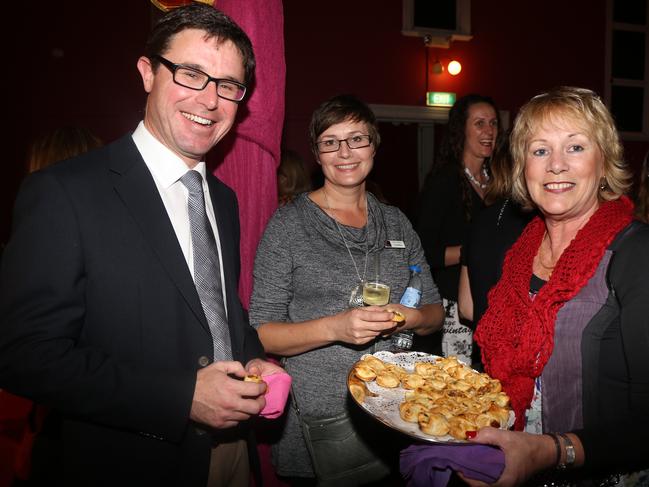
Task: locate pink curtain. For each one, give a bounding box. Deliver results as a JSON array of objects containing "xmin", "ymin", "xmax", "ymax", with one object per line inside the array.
[
  {"xmin": 212, "ymin": 0, "xmax": 285, "ymax": 308},
  {"xmin": 210, "ymin": 3, "xmax": 287, "ymax": 484}
]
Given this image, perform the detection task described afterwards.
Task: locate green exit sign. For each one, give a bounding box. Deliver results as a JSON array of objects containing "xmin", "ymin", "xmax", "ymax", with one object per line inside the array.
[{"xmin": 426, "ymin": 92, "xmax": 456, "ymax": 107}]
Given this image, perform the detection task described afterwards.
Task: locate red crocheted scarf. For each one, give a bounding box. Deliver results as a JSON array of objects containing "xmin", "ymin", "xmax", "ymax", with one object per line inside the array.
[{"xmin": 474, "ymin": 196, "xmax": 634, "ymax": 430}]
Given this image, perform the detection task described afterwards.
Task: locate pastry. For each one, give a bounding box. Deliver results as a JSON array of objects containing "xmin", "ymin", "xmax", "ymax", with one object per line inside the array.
[
  {"xmin": 350, "ymin": 354, "xmax": 513, "ymax": 440},
  {"xmin": 244, "ymin": 374, "xmax": 263, "ymax": 383}
]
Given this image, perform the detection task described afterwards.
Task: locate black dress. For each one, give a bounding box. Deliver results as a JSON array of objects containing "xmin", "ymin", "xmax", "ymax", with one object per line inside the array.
[
  {"xmin": 463, "ymin": 198, "xmax": 533, "ymax": 367},
  {"xmin": 415, "ymin": 164, "xmax": 484, "ymax": 355},
  {"xmin": 416, "ymin": 164, "xmax": 483, "ymax": 301}
]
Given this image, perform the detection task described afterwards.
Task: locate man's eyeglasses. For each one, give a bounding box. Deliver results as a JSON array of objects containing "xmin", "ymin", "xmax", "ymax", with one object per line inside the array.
[
  {"xmin": 153, "ymin": 55, "xmax": 247, "ymax": 102},
  {"xmin": 316, "ymin": 135, "xmax": 372, "ymax": 153}
]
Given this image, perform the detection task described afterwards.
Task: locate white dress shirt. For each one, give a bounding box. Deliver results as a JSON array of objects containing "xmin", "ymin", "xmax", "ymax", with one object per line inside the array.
[{"xmin": 132, "ymin": 121, "xmax": 228, "ymax": 316}]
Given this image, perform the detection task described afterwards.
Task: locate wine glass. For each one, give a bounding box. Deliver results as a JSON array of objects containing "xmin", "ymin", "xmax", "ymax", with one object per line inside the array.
[{"xmin": 362, "ymin": 253, "xmax": 390, "ymax": 305}]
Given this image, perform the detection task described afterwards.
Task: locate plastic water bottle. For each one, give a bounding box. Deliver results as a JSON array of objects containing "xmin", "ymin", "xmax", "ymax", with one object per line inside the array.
[{"xmin": 391, "ymin": 265, "xmax": 422, "ymax": 351}]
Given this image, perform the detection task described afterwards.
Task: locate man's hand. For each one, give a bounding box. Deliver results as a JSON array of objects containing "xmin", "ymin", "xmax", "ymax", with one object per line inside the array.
[{"xmin": 190, "ymin": 361, "xmax": 267, "ymax": 429}]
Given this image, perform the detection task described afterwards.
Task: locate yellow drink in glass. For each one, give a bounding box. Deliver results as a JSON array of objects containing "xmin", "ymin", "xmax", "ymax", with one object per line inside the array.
[{"xmin": 362, "ymin": 282, "xmax": 390, "ymax": 305}]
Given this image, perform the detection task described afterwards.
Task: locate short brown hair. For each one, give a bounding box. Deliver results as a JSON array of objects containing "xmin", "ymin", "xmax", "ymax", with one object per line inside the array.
[
  {"xmin": 145, "ymin": 3, "xmax": 255, "ymax": 86},
  {"xmin": 510, "ymin": 86, "xmax": 632, "ymax": 209},
  {"xmin": 308, "ymin": 95, "xmax": 380, "ymax": 158}
]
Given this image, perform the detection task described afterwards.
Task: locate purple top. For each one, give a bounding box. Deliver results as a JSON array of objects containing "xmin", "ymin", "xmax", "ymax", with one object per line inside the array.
[{"xmin": 541, "ymin": 250, "xmax": 612, "ymax": 433}]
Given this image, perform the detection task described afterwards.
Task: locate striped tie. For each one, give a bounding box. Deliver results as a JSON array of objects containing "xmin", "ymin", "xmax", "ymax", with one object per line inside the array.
[{"xmin": 180, "ymin": 170, "xmax": 232, "ymax": 361}]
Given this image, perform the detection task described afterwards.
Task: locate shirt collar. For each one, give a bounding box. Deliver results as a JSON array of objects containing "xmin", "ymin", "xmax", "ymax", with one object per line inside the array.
[{"xmin": 132, "ymin": 121, "xmax": 207, "ymax": 188}]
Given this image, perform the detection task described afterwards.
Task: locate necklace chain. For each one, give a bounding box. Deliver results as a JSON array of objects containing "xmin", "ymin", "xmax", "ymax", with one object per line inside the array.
[
  {"xmin": 322, "ymin": 189, "xmax": 369, "ymax": 283},
  {"xmin": 464, "ymin": 164, "xmax": 490, "ymax": 189},
  {"xmin": 538, "ymin": 234, "xmax": 556, "ymax": 270},
  {"xmin": 496, "ymin": 198, "xmax": 509, "ymax": 227}
]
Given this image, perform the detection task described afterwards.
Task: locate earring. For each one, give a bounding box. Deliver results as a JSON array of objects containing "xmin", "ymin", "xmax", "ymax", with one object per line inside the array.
[{"xmin": 599, "ymin": 179, "xmax": 607, "ymax": 191}]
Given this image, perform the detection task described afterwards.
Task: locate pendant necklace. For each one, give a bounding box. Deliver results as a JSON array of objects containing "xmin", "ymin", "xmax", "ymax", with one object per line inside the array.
[
  {"xmin": 322, "ymin": 189, "xmax": 369, "ymax": 307},
  {"xmin": 464, "ymin": 164, "xmax": 489, "ymax": 189}
]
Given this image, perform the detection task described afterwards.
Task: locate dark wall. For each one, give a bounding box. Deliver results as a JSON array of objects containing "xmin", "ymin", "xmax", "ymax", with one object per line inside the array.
[
  {"xmin": 283, "ymin": 0, "xmax": 610, "ymax": 122},
  {"xmin": 5, "ymin": 1, "xmax": 151, "ymax": 246},
  {"xmin": 4, "ymin": 0, "xmax": 648, "ymax": 245},
  {"xmin": 283, "ymin": 0, "xmax": 648, "ymax": 193}
]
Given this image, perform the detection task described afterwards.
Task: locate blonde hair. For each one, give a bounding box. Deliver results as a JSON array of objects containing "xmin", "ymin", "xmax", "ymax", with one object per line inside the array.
[
  {"xmin": 510, "ymin": 87, "xmax": 632, "ymax": 209},
  {"xmin": 27, "ymin": 126, "xmax": 102, "ymax": 173}
]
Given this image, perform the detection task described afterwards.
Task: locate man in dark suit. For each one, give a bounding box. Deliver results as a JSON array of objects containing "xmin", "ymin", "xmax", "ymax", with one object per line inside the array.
[{"xmin": 0, "ymin": 4, "xmax": 282, "ymax": 486}]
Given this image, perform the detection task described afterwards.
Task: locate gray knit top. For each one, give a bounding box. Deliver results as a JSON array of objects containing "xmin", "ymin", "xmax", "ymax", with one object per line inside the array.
[{"xmin": 249, "ymin": 192, "xmax": 441, "ymax": 477}]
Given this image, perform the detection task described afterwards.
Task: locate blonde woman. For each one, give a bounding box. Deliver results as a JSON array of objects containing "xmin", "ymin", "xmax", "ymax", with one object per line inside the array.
[{"xmin": 470, "ymin": 87, "xmax": 649, "ymax": 486}]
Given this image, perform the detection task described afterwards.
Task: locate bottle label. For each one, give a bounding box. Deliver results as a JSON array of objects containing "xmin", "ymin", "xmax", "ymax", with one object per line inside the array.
[{"xmin": 400, "ymin": 287, "xmax": 421, "ymax": 308}]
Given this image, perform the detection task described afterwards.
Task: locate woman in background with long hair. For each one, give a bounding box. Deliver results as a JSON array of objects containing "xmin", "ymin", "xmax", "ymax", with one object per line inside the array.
[{"xmin": 416, "ymin": 94, "xmax": 500, "ymax": 362}]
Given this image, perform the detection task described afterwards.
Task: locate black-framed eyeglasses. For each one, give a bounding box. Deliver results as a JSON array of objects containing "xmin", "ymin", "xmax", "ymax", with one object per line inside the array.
[
  {"xmin": 316, "ymin": 135, "xmax": 372, "ymax": 153},
  {"xmin": 153, "ymin": 55, "xmax": 247, "ymax": 102}
]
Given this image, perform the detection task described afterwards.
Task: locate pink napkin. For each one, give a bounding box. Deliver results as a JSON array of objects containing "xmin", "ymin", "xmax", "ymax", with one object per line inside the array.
[{"xmin": 259, "ymin": 372, "xmax": 292, "ymax": 419}]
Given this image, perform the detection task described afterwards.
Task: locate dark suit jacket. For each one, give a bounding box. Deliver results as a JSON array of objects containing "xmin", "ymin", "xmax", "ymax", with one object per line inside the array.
[{"xmin": 0, "ymin": 134, "xmax": 265, "ymax": 486}]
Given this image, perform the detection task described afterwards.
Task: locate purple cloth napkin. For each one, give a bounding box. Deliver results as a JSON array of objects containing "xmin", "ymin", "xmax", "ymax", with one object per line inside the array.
[{"xmin": 400, "ymin": 443, "xmax": 505, "ymax": 487}]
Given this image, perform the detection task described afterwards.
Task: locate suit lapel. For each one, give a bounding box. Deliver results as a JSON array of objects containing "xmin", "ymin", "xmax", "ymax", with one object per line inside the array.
[{"xmin": 108, "ymin": 137, "xmax": 211, "ymax": 335}]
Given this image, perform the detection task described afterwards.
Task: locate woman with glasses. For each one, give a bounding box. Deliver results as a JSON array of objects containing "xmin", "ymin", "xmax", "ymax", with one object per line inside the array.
[
  {"xmin": 415, "ymin": 94, "xmax": 500, "ymax": 364},
  {"xmin": 249, "ymin": 94, "xmax": 444, "ymax": 484}
]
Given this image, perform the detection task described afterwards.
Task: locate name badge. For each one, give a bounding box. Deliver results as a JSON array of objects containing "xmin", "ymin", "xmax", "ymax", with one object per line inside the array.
[{"xmin": 385, "ymin": 240, "xmax": 405, "ymax": 249}]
